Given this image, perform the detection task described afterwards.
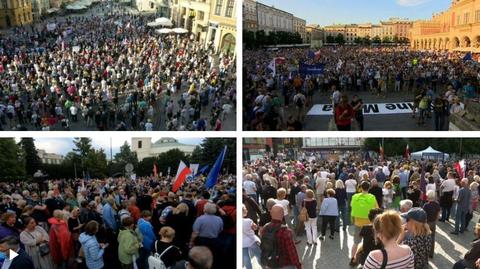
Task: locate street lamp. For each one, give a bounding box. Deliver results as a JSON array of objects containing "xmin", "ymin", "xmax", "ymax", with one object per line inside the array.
[{"xmin": 188, "ymin": 10, "xmax": 196, "ymax": 35}]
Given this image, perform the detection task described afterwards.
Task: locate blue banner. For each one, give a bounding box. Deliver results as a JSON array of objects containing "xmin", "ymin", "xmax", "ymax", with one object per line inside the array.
[{"xmin": 299, "ymin": 63, "xmax": 325, "ymax": 75}]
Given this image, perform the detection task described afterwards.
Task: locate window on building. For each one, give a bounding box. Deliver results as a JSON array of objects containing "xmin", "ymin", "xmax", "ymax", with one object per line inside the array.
[
  {"xmin": 225, "ymin": 0, "xmax": 234, "ymax": 17},
  {"xmin": 476, "ymin": 10, "xmax": 480, "ymax": 22},
  {"xmin": 138, "ymin": 141, "xmax": 142, "ymax": 149},
  {"xmin": 214, "ymin": 0, "xmax": 222, "ymax": 15},
  {"xmin": 464, "ymin": 12, "xmax": 470, "ymax": 24},
  {"xmin": 457, "ymin": 15, "xmax": 461, "ymax": 25},
  {"xmin": 198, "ymin": 11, "xmax": 204, "ymax": 20}
]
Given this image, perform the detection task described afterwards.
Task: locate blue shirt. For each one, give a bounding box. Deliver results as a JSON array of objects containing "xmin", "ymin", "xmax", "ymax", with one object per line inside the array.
[
  {"xmin": 399, "ymin": 171, "xmax": 409, "ymax": 188},
  {"xmin": 102, "ymin": 203, "xmax": 118, "ymax": 231},
  {"xmin": 192, "ymin": 214, "xmax": 223, "ymax": 238},
  {"xmin": 138, "ymin": 218, "xmax": 156, "ymax": 251}
]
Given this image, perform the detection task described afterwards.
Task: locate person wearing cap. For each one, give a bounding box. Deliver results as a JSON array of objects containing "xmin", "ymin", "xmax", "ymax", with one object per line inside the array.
[
  {"xmin": 398, "ymin": 207, "xmax": 432, "ymax": 269},
  {"xmin": 452, "ymin": 223, "xmax": 480, "ymax": 269}
]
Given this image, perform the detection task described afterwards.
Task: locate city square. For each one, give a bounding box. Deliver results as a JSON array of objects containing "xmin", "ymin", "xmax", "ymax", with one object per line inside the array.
[
  {"xmin": 243, "ymin": 137, "xmax": 480, "ymax": 269},
  {"xmin": 243, "ymin": 0, "xmax": 480, "ymax": 131},
  {"xmin": 0, "ymin": 0, "xmax": 236, "ymax": 131}
]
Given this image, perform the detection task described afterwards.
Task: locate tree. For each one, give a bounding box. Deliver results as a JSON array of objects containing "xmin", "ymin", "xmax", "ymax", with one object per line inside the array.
[
  {"xmin": 0, "ymin": 139, "xmax": 25, "ymax": 180},
  {"xmin": 194, "ymin": 138, "xmax": 236, "ymax": 175},
  {"xmin": 243, "ymin": 30, "xmax": 256, "ymax": 49},
  {"xmin": 255, "ymin": 30, "xmax": 266, "ymax": 47},
  {"xmin": 113, "ymin": 141, "xmax": 138, "ymax": 171},
  {"xmin": 156, "ymin": 149, "xmax": 188, "ymax": 177},
  {"xmin": 363, "ymin": 35, "xmax": 371, "ymax": 45},
  {"xmin": 335, "ymin": 33, "xmax": 345, "ymax": 45},
  {"xmin": 354, "ymin": 37, "xmax": 362, "ymax": 45},
  {"xmin": 393, "ymin": 35, "xmax": 399, "ymax": 44},
  {"xmin": 136, "ymin": 157, "xmax": 158, "ymax": 177},
  {"xmin": 382, "ymin": 36, "xmax": 392, "ymax": 44},
  {"xmin": 19, "ymin": 138, "xmax": 41, "ymax": 176},
  {"xmin": 326, "ymin": 35, "xmax": 335, "ymax": 44},
  {"xmin": 84, "ymin": 149, "xmax": 108, "ymax": 178},
  {"xmin": 372, "ymin": 35, "xmax": 381, "ymax": 44}
]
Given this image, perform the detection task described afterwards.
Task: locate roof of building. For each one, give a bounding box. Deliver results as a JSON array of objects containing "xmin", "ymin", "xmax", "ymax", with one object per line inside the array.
[{"xmin": 152, "ymin": 138, "xmax": 195, "ymax": 149}]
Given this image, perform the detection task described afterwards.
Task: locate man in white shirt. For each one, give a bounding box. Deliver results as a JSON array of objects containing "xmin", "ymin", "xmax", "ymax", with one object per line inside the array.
[
  {"xmin": 315, "ymin": 172, "xmax": 329, "ymax": 209},
  {"xmin": 243, "ymin": 175, "xmax": 257, "ymax": 202},
  {"xmin": 439, "ymin": 172, "xmax": 456, "ymax": 222}
]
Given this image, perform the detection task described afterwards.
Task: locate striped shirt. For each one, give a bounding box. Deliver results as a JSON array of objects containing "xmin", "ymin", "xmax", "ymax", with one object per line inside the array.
[{"xmin": 363, "ymin": 249, "xmax": 415, "ymax": 269}]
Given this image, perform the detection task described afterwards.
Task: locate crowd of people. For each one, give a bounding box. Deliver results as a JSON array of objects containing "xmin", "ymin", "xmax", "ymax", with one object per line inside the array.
[
  {"xmin": 0, "ymin": 174, "xmax": 236, "ymax": 269},
  {"xmin": 243, "ymin": 46, "xmax": 479, "ymax": 131},
  {"xmin": 242, "ymin": 152, "xmax": 480, "ymax": 269},
  {"xmin": 0, "ymin": 4, "xmax": 236, "ymax": 131}
]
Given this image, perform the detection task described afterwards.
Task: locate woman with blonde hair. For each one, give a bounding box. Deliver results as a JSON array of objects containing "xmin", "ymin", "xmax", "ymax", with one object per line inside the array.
[
  {"xmin": 302, "ymin": 189, "xmax": 317, "ymax": 245},
  {"xmin": 363, "ymin": 211, "xmax": 414, "ymax": 269},
  {"xmin": 166, "ymin": 203, "xmax": 193, "ymax": 254},
  {"xmin": 399, "ymin": 208, "xmax": 432, "ymax": 269}
]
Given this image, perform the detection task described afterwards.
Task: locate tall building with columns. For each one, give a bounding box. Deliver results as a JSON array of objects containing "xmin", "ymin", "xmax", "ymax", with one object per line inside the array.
[
  {"xmin": 410, "ymin": 0, "xmax": 480, "ymax": 51},
  {"xmin": 170, "ymin": 0, "xmax": 236, "ymax": 55}
]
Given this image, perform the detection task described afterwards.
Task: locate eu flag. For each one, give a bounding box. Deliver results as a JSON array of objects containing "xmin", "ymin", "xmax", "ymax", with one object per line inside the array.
[{"xmin": 205, "ymin": 146, "xmax": 227, "ymax": 189}]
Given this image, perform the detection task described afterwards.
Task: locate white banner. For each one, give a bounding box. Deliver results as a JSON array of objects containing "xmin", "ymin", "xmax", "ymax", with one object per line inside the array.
[{"xmin": 307, "ymin": 102, "xmax": 415, "ymax": 116}]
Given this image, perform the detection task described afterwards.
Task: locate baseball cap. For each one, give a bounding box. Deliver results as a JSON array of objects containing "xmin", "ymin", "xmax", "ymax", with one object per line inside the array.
[{"xmin": 401, "ymin": 207, "xmax": 427, "ymax": 223}]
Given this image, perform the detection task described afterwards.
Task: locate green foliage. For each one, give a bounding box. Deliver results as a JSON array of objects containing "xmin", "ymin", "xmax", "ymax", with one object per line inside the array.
[
  {"xmin": 19, "ymin": 138, "xmax": 41, "ymax": 176},
  {"xmin": 157, "ymin": 149, "xmax": 188, "ymax": 176},
  {"xmin": 326, "ymin": 35, "xmax": 335, "ymax": 44},
  {"xmin": 111, "ymin": 141, "xmax": 138, "ymax": 175},
  {"xmin": 243, "ymin": 30, "xmax": 303, "ymax": 48},
  {"xmin": 363, "ymin": 138, "xmax": 479, "ymax": 157},
  {"xmin": 393, "ymin": 35, "xmax": 399, "ymax": 44},
  {"xmin": 382, "ymin": 36, "xmax": 392, "ymax": 44},
  {"xmin": 0, "ymin": 138, "xmax": 25, "ymax": 180},
  {"xmin": 191, "ymin": 138, "xmax": 236, "ymax": 174},
  {"xmin": 335, "ymin": 33, "xmax": 345, "ymax": 45},
  {"xmin": 136, "ymin": 157, "xmax": 157, "ymax": 177},
  {"xmin": 372, "ymin": 36, "xmax": 381, "ymax": 44},
  {"xmin": 354, "ymin": 37, "xmax": 362, "ymax": 45}
]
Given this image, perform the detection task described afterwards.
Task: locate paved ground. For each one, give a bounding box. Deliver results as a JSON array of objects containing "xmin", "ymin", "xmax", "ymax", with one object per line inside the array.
[
  {"xmin": 249, "ymin": 215, "xmax": 475, "ymax": 269},
  {"xmin": 298, "ymin": 90, "xmax": 448, "ymax": 131},
  {"xmin": 0, "ymin": 4, "xmax": 236, "ymax": 131}
]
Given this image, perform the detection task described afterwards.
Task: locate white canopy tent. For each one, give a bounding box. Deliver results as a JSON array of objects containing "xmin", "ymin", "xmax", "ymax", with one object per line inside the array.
[
  {"xmin": 147, "ymin": 21, "xmax": 163, "ymax": 27},
  {"xmin": 411, "ymin": 146, "xmax": 449, "ymax": 161}
]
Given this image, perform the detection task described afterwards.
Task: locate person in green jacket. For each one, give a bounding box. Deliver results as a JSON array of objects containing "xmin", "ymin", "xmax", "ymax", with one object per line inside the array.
[
  {"xmin": 118, "ymin": 217, "xmax": 141, "ymax": 269},
  {"xmin": 350, "ymin": 181, "xmax": 378, "ymax": 266}
]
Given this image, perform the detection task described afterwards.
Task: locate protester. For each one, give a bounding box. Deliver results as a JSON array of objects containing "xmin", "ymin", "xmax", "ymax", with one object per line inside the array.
[
  {"xmin": 0, "ymin": 236, "xmax": 34, "ymax": 269},
  {"xmin": 363, "ymin": 211, "xmax": 415, "ymax": 269},
  {"xmin": 452, "ymin": 223, "xmax": 480, "ymax": 269},
  {"xmin": 355, "ymin": 208, "xmax": 384, "ymax": 266},
  {"xmin": 80, "ymin": 220, "xmax": 106, "ymax": 269},
  {"xmin": 19, "ymin": 216, "xmax": 54, "ymax": 269},
  {"xmin": 302, "ymin": 189, "xmax": 317, "ymax": 245},
  {"xmin": 423, "ymin": 190, "xmax": 441, "ymax": 258},
  {"xmin": 242, "ymin": 205, "xmax": 261, "ymax": 269},
  {"xmin": 319, "ymin": 189, "xmax": 338, "ymax": 240},
  {"xmin": 152, "ymin": 226, "xmax": 182, "ymax": 268},
  {"xmin": 452, "ymin": 178, "xmax": 471, "ymax": 235},
  {"xmin": 399, "ymin": 208, "xmax": 432, "ymax": 269}
]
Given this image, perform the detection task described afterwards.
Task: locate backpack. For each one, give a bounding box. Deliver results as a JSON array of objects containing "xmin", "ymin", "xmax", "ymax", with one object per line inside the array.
[
  {"xmin": 148, "ymin": 240, "xmax": 175, "ymax": 269},
  {"xmin": 260, "ymin": 224, "xmax": 282, "ymax": 268},
  {"xmin": 295, "ymin": 95, "xmax": 304, "ymax": 107}
]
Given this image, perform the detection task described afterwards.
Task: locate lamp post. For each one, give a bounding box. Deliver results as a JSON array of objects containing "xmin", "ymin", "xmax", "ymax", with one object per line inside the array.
[{"xmin": 188, "ymin": 10, "xmax": 196, "ymax": 35}]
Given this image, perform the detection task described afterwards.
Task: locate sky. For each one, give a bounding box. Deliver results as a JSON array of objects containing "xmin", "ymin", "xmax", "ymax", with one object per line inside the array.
[
  {"xmin": 14, "ymin": 137, "xmax": 204, "ymax": 159},
  {"xmin": 257, "ymin": 0, "xmax": 452, "ymax": 26}
]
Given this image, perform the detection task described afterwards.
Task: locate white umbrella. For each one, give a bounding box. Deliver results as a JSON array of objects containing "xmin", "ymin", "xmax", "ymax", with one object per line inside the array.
[
  {"xmin": 172, "ymin": 28, "xmax": 188, "ymax": 34},
  {"xmin": 147, "ymin": 21, "xmax": 162, "ymax": 27},
  {"xmin": 155, "ymin": 17, "xmax": 172, "ymax": 27},
  {"xmin": 156, "ymin": 28, "xmax": 173, "ymax": 34}
]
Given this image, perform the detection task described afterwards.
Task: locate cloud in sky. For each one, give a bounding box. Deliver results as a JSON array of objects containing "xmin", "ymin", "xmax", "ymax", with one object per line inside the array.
[
  {"xmin": 14, "ymin": 137, "xmax": 204, "ymax": 159},
  {"xmin": 396, "ymin": 0, "xmax": 431, "ymax": 6}
]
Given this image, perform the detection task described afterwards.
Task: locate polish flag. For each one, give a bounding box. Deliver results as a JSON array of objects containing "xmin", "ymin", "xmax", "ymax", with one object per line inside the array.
[
  {"xmin": 172, "ymin": 161, "xmax": 192, "ymax": 192},
  {"xmin": 153, "ymin": 162, "xmax": 158, "ymax": 177},
  {"xmin": 403, "ymin": 144, "xmax": 410, "ymax": 159},
  {"xmin": 454, "ymin": 160, "xmax": 466, "ymax": 179}
]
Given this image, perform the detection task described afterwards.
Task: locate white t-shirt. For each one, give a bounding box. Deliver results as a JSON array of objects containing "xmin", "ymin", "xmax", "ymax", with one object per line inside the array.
[
  {"xmin": 274, "ymin": 199, "xmax": 289, "ymax": 216},
  {"xmin": 345, "ymin": 179, "xmax": 357, "ymax": 193},
  {"xmin": 242, "ymin": 218, "xmax": 258, "ymax": 248},
  {"xmin": 441, "ymin": 178, "xmax": 456, "ymax": 193},
  {"xmin": 426, "ymin": 183, "xmax": 436, "ymax": 193},
  {"xmin": 243, "ymin": 180, "xmax": 256, "ymax": 195},
  {"xmin": 316, "ymin": 177, "xmax": 328, "ymax": 194}
]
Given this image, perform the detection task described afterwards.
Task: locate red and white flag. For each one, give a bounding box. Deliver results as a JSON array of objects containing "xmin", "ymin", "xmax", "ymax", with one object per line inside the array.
[
  {"xmin": 172, "ymin": 160, "xmax": 192, "ymax": 192},
  {"xmin": 454, "ymin": 160, "xmax": 466, "ymax": 179},
  {"xmin": 314, "ymin": 50, "xmax": 321, "ymax": 60},
  {"xmin": 153, "ymin": 162, "xmax": 158, "ymax": 177},
  {"xmin": 404, "ymin": 144, "xmax": 410, "ymax": 159}
]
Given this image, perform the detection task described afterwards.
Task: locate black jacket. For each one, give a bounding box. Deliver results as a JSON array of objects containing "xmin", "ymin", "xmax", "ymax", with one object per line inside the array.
[{"xmin": 10, "ymin": 249, "xmax": 34, "ymax": 269}]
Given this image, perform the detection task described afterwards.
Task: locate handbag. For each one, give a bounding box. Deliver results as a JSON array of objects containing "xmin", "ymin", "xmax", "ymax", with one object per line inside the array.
[
  {"xmin": 38, "ymin": 242, "xmax": 50, "ymax": 256},
  {"xmin": 26, "ymin": 231, "xmax": 50, "ymax": 256},
  {"xmin": 298, "ymin": 207, "xmax": 308, "ymax": 222}
]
